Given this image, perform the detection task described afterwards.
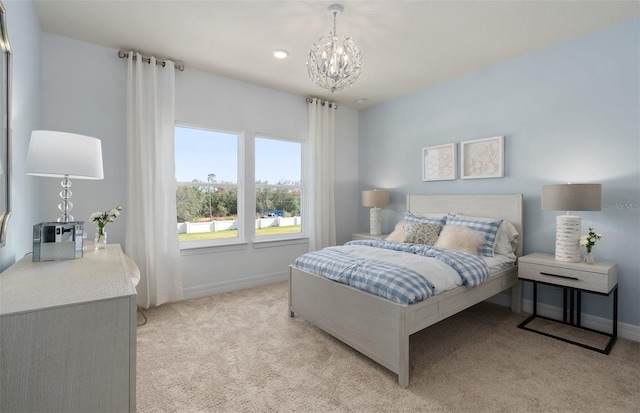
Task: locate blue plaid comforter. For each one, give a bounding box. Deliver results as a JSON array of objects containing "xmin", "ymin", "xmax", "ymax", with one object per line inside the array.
[{"xmin": 294, "ymin": 240, "xmax": 490, "ymax": 305}]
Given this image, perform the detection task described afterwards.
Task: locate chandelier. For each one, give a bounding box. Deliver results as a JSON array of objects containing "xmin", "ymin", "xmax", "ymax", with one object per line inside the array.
[{"xmin": 307, "ymin": 4, "xmax": 362, "ymax": 92}]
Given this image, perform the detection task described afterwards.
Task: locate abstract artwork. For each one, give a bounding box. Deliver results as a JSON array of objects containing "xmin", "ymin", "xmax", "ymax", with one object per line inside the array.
[
  {"xmin": 422, "ymin": 143, "xmax": 456, "ymax": 181},
  {"xmin": 460, "ymin": 136, "xmax": 504, "ymax": 179}
]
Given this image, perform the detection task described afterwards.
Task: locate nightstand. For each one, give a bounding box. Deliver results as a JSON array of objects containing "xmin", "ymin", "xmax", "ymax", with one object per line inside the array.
[
  {"xmin": 517, "ymin": 252, "xmax": 618, "ymax": 354},
  {"xmin": 352, "ymin": 232, "xmax": 389, "ymax": 241}
]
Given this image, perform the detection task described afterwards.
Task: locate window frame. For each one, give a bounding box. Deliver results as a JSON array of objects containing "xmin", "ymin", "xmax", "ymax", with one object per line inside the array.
[{"xmin": 174, "ymin": 123, "xmax": 307, "ymax": 250}]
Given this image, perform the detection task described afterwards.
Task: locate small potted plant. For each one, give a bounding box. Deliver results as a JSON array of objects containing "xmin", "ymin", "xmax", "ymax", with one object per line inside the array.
[
  {"xmin": 90, "ymin": 206, "xmax": 122, "ymax": 250},
  {"xmin": 579, "ymin": 227, "xmax": 602, "ymax": 264}
]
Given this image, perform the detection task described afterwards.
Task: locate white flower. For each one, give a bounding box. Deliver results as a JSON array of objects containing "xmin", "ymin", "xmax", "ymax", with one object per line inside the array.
[
  {"xmin": 90, "ymin": 205, "xmax": 123, "ymax": 227},
  {"xmin": 581, "ymin": 227, "xmax": 602, "ymax": 253}
]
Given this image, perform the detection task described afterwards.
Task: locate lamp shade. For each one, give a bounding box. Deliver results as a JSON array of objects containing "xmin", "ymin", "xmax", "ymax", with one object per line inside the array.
[
  {"xmin": 362, "ymin": 190, "xmax": 389, "ymax": 208},
  {"xmin": 541, "ymin": 184, "xmax": 601, "ymax": 212},
  {"xmin": 26, "ymin": 131, "xmax": 104, "ymax": 179}
]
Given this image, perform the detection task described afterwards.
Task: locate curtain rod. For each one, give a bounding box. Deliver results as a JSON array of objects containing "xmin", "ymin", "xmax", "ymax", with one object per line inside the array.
[
  {"xmin": 118, "ymin": 50, "xmax": 185, "ymax": 72},
  {"xmin": 306, "ymin": 97, "xmax": 338, "ymax": 109}
]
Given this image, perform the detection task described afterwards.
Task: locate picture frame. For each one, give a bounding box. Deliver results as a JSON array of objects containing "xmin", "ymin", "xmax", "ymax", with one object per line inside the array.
[
  {"xmin": 422, "ymin": 143, "xmax": 456, "ymax": 181},
  {"xmin": 460, "ymin": 136, "xmax": 504, "ymax": 179}
]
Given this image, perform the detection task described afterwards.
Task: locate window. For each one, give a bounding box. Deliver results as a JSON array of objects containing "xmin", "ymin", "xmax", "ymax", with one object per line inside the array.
[
  {"xmin": 175, "ymin": 126, "xmax": 240, "ymax": 245},
  {"xmin": 255, "ymin": 136, "xmax": 303, "ymax": 238}
]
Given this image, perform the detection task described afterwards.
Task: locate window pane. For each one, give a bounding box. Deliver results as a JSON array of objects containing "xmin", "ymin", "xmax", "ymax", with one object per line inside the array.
[
  {"xmin": 176, "ymin": 125, "xmax": 239, "ymax": 243},
  {"xmin": 176, "ymin": 186, "xmax": 239, "ymax": 242},
  {"xmin": 255, "ymin": 136, "xmax": 302, "ymax": 237},
  {"xmin": 175, "ymin": 126, "xmax": 237, "ymax": 184},
  {"xmin": 255, "ymin": 188, "xmax": 301, "ymax": 236},
  {"xmin": 255, "ymin": 137, "xmax": 301, "ymax": 184}
]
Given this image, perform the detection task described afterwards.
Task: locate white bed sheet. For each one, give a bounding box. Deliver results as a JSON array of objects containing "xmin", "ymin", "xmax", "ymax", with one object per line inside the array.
[{"xmin": 483, "ymin": 253, "xmax": 516, "ymax": 273}]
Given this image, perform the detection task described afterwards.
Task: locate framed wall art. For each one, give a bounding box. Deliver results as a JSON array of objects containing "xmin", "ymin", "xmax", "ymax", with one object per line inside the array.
[
  {"xmin": 460, "ymin": 136, "xmax": 504, "ymax": 179},
  {"xmin": 422, "ymin": 143, "xmax": 456, "ymax": 181}
]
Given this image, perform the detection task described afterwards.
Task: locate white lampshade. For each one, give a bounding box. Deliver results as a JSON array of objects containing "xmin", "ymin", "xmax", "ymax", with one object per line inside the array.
[
  {"xmin": 541, "ymin": 183, "xmax": 602, "ymax": 262},
  {"xmin": 26, "ymin": 130, "xmax": 104, "ymax": 222},
  {"xmin": 26, "ymin": 130, "xmax": 104, "ymax": 179}
]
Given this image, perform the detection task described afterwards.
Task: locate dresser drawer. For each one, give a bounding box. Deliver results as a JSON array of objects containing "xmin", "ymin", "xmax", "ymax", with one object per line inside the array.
[{"xmin": 518, "ymin": 262, "xmax": 616, "ymax": 294}]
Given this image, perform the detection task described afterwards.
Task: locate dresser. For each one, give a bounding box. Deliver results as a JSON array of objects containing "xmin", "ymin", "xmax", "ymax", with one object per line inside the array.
[{"xmin": 0, "ymin": 244, "xmax": 137, "ymax": 412}]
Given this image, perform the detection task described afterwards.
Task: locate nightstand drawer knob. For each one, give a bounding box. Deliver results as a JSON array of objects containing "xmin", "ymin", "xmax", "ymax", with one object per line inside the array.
[{"xmin": 540, "ymin": 272, "xmax": 579, "ymax": 281}]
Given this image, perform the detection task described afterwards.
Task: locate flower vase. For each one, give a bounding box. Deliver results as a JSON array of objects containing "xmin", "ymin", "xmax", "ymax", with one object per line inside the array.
[
  {"xmin": 95, "ymin": 228, "xmax": 107, "ymax": 250},
  {"xmin": 584, "ymin": 251, "xmax": 594, "ymax": 265}
]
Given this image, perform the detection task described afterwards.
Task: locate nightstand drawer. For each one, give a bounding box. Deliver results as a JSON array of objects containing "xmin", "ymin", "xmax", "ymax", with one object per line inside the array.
[{"xmin": 519, "ymin": 262, "xmax": 615, "ymax": 294}]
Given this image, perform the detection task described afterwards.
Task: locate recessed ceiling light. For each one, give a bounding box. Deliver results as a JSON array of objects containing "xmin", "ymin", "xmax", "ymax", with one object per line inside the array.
[
  {"xmin": 272, "ymin": 49, "xmax": 288, "ymax": 59},
  {"xmin": 355, "ymin": 98, "xmax": 367, "ymax": 104}
]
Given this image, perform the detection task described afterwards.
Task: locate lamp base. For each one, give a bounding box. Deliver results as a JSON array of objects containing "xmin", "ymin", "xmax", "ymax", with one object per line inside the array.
[
  {"xmin": 58, "ymin": 175, "xmax": 73, "ymax": 223},
  {"xmin": 555, "ymin": 215, "xmax": 581, "ymax": 262},
  {"xmin": 369, "ymin": 207, "xmax": 382, "ymax": 235}
]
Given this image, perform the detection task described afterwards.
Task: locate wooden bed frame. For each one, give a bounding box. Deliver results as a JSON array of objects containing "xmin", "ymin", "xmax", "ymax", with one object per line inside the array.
[{"xmin": 289, "ymin": 194, "xmax": 523, "ymax": 388}]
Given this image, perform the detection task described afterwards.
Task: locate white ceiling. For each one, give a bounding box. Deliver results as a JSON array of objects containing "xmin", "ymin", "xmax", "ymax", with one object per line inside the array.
[{"xmin": 33, "ymin": 1, "xmax": 639, "ymax": 109}]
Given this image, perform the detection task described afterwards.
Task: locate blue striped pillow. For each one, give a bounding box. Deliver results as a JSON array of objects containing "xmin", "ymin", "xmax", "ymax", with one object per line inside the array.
[
  {"xmin": 404, "ymin": 211, "xmax": 447, "ymax": 226},
  {"xmin": 445, "ymin": 216, "xmax": 503, "ymax": 257}
]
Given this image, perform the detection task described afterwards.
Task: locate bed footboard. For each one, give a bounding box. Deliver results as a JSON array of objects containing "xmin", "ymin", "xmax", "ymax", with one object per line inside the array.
[
  {"xmin": 289, "ymin": 265, "xmax": 519, "ymax": 388},
  {"xmin": 289, "ymin": 265, "xmax": 411, "ymax": 387}
]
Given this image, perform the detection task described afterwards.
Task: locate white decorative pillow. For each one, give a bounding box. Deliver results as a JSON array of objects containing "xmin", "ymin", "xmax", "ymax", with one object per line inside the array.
[
  {"xmin": 386, "ymin": 220, "xmax": 405, "ymax": 242},
  {"xmin": 403, "ymin": 222, "xmax": 442, "ymax": 245},
  {"xmin": 434, "ymin": 225, "xmax": 486, "ymax": 255},
  {"xmin": 495, "ymin": 220, "xmax": 519, "ymax": 258}
]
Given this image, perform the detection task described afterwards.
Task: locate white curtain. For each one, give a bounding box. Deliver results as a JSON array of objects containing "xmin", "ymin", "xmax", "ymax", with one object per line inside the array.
[
  {"xmin": 125, "ymin": 53, "xmax": 183, "ymax": 308},
  {"xmin": 307, "ymin": 98, "xmax": 337, "ymax": 251}
]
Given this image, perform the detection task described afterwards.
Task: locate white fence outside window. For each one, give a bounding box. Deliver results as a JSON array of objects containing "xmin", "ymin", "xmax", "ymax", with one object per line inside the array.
[{"xmin": 177, "ymin": 217, "xmax": 301, "ymax": 234}]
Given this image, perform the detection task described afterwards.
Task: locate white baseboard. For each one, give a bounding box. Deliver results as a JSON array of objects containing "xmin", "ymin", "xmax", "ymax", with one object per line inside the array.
[
  {"xmin": 182, "ymin": 271, "xmax": 288, "ymax": 300},
  {"xmin": 487, "ymin": 292, "xmax": 640, "ymax": 343}
]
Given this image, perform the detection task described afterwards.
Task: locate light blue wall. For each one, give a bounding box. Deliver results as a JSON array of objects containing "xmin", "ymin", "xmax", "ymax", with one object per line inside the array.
[
  {"xmin": 358, "ymin": 19, "xmax": 640, "ymax": 326},
  {"xmin": 0, "ymin": 0, "xmax": 43, "ymax": 271}
]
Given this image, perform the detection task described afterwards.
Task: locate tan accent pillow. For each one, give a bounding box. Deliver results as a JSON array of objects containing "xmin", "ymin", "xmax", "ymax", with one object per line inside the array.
[
  {"xmin": 386, "ymin": 221, "xmax": 405, "ymax": 242},
  {"xmin": 403, "ymin": 222, "xmax": 442, "ymax": 245},
  {"xmin": 434, "ymin": 225, "xmax": 486, "ymax": 255}
]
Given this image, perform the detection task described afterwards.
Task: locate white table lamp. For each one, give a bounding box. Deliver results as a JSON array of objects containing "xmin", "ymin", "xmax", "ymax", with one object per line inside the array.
[
  {"xmin": 362, "ymin": 189, "xmax": 390, "ymax": 236},
  {"xmin": 542, "ymin": 183, "xmax": 601, "ymax": 262},
  {"xmin": 26, "ymin": 130, "xmax": 104, "ymax": 222}
]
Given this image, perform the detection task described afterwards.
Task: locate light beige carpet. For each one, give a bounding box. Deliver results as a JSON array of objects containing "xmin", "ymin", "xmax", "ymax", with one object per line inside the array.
[{"xmin": 137, "ymin": 282, "xmax": 639, "ymax": 412}]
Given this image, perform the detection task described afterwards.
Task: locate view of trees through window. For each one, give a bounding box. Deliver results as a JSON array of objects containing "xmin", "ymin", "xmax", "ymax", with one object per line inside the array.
[
  {"xmin": 175, "ymin": 126, "xmax": 302, "ymax": 243},
  {"xmin": 255, "ymin": 136, "xmax": 302, "ymax": 237},
  {"xmin": 176, "ymin": 184, "xmax": 238, "ymax": 223}
]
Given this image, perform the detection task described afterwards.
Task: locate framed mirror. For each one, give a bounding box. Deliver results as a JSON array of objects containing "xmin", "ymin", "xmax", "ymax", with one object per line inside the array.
[{"xmin": 0, "ymin": 1, "xmax": 11, "ymax": 247}]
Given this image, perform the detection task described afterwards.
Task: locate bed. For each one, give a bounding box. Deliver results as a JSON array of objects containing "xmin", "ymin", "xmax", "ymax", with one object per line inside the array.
[{"xmin": 288, "ymin": 194, "xmax": 523, "ymax": 388}]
